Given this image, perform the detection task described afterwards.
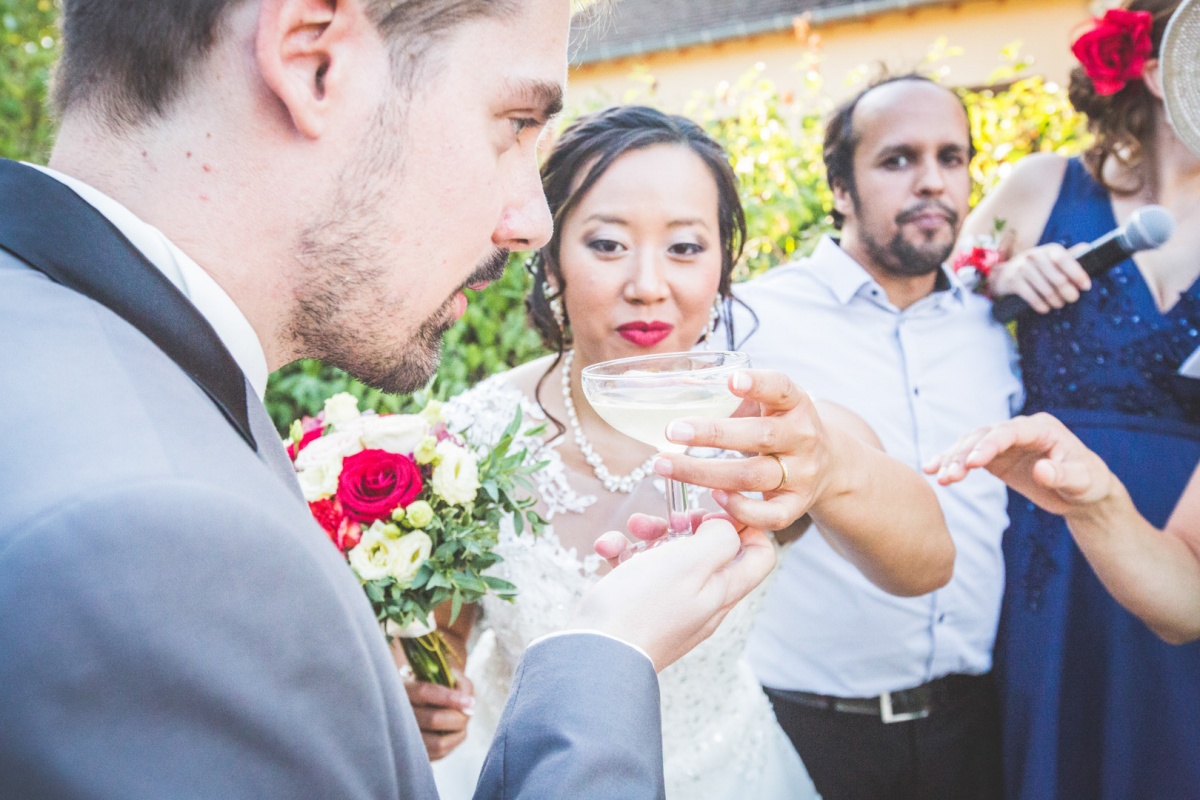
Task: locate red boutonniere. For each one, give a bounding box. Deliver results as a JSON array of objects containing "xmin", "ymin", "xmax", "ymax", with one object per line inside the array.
[
  {"xmin": 952, "ymin": 219, "xmax": 1011, "ymax": 294},
  {"xmin": 1072, "ymin": 9, "xmax": 1154, "ymax": 96}
]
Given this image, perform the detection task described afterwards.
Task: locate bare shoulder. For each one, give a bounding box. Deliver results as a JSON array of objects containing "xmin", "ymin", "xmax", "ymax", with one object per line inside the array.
[
  {"xmin": 504, "ymin": 354, "xmax": 558, "ymax": 398},
  {"xmin": 963, "ymin": 152, "xmax": 1069, "ymax": 253}
]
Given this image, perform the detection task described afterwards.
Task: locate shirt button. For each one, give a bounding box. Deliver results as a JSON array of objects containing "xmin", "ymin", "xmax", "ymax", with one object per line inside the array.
[
  {"xmin": 938, "ymin": 613, "xmax": 946, "ymax": 623},
  {"xmin": 913, "ymin": 387, "xmax": 920, "ymax": 397}
]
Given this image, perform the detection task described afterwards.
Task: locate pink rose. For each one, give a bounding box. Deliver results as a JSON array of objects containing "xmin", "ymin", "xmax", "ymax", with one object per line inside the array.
[
  {"xmin": 288, "ymin": 418, "xmax": 325, "ymax": 460},
  {"xmin": 336, "ymin": 449, "xmax": 424, "ymax": 524}
]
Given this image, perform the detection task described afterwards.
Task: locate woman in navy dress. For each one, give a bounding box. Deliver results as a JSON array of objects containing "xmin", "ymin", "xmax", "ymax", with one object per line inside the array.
[{"xmin": 958, "ymin": 1, "xmax": 1200, "ymax": 797}]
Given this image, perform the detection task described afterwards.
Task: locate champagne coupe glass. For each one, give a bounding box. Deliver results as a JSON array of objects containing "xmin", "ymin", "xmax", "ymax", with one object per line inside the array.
[{"xmin": 580, "ymin": 351, "xmax": 751, "ymax": 554}]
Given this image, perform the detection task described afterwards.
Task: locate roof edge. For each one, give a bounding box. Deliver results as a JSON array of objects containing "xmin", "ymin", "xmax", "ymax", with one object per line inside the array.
[{"xmin": 571, "ymin": 0, "xmax": 955, "ymax": 65}]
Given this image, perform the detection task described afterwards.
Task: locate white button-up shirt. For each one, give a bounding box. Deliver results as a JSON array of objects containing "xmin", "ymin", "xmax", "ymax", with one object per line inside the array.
[
  {"xmin": 738, "ymin": 236, "xmax": 1022, "ymax": 697},
  {"xmin": 27, "ymin": 164, "xmax": 269, "ymax": 399}
]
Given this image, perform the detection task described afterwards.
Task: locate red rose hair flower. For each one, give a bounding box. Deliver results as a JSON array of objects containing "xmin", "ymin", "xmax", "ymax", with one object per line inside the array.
[
  {"xmin": 336, "ymin": 449, "xmax": 424, "ymax": 524},
  {"xmin": 1072, "ymin": 9, "xmax": 1154, "ymax": 96}
]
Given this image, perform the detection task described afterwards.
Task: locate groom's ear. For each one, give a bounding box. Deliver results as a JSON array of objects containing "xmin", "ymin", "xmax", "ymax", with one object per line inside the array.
[{"xmin": 254, "ymin": 0, "xmax": 387, "ymax": 139}]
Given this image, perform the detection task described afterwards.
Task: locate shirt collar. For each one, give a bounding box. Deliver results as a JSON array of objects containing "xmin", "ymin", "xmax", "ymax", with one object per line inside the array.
[
  {"xmin": 807, "ymin": 235, "xmax": 967, "ymax": 309},
  {"xmin": 27, "ymin": 164, "xmax": 270, "ymax": 399}
]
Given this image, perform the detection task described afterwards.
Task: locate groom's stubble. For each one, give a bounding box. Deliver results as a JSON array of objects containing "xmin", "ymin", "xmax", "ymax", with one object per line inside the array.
[{"xmin": 286, "ymin": 92, "xmax": 511, "ymax": 395}]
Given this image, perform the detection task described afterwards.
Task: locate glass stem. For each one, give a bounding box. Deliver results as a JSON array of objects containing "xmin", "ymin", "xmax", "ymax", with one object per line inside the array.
[{"xmin": 665, "ymin": 477, "xmax": 693, "ymax": 537}]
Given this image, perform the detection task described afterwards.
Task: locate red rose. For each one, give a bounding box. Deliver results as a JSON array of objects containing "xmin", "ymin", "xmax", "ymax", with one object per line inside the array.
[
  {"xmin": 308, "ymin": 497, "xmax": 363, "ymax": 552},
  {"xmin": 288, "ymin": 420, "xmax": 325, "ymax": 460},
  {"xmin": 1071, "ymin": 9, "xmax": 1154, "ymax": 96},
  {"xmin": 336, "ymin": 449, "xmax": 424, "ymax": 524},
  {"xmin": 953, "ymin": 246, "xmax": 1001, "ymax": 278}
]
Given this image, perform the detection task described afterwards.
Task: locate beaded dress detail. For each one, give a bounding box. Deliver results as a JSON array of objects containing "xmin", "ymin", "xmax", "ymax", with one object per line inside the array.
[
  {"xmin": 431, "ymin": 374, "xmax": 818, "ymax": 800},
  {"xmin": 995, "ymin": 158, "xmax": 1200, "ymax": 800}
]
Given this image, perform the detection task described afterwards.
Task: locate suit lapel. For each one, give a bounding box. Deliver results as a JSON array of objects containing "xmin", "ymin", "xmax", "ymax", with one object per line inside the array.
[
  {"xmin": 245, "ymin": 381, "xmax": 304, "ymax": 499},
  {"xmin": 0, "ymin": 158, "xmax": 257, "ymax": 453}
]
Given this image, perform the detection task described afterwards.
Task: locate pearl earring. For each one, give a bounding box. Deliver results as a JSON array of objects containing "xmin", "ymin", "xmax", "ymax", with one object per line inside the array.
[
  {"xmin": 702, "ymin": 301, "xmax": 721, "ymax": 347},
  {"xmin": 543, "ymin": 280, "xmax": 565, "ymax": 331}
]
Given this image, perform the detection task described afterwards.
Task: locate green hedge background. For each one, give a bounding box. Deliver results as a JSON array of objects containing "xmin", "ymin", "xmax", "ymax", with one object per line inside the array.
[{"xmin": 0, "ymin": 4, "xmax": 1087, "ymax": 432}]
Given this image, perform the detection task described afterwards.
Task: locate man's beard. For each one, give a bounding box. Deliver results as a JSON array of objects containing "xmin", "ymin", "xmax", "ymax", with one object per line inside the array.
[
  {"xmin": 857, "ymin": 195, "xmax": 960, "ymax": 278},
  {"xmin": 285, "ymin": 98, "xmax": 510, "ymax": 394}
]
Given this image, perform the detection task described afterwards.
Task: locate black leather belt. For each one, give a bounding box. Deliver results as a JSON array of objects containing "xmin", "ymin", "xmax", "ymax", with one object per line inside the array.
[{"xmin": 765, "ymin": 673, "xmax": 991, "ymax": 724}]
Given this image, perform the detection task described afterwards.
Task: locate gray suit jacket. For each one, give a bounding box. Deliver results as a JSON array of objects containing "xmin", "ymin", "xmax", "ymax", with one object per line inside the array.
[{"xmin": 0, "ymin": 160, "xmax": 664, "ymax": 799}]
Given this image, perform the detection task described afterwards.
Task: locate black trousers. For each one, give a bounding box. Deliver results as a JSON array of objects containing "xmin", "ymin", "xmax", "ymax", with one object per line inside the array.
[{"xmin": 766, "ymin": 674, "xmax": 1003, "ymax": 800}]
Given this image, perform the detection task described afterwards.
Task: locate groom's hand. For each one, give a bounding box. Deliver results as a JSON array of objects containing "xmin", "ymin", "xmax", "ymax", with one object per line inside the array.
[{"xmin": 577, "ymin": 516, "xmax": 775, "ymax": 672}]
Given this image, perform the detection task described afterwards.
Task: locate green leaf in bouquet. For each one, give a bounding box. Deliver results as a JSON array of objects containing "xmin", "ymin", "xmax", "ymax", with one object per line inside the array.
[
  {"xmin": 481, "ymin": 480, "xmax": 500, "ymax": 502},
  {"xmin": 512, "ymin": 510, "xmax": 524, "ymax": 536},
  {"xmin": 451, "ymin": 571, "xmax": 488, "ymax": 595},
  {"xmin": 365, "ymin": 581, "xmax": 386, "ymax": 603},
  {"xmin": 449, "ymin": 588, "xmax": 464, "ymax": 626},
  {"xmin": 482, "ymin": 575, "xmax": 517, "ymax": 593},
  {"xmin": 425, "ymin": 571, "xmax": 452, "ymax": 590}
]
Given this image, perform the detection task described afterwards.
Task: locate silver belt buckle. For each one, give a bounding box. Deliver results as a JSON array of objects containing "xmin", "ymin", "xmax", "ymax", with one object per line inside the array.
[{"xmin": 880, "ymin": 690, "xmax": 931, "ymax": 724}]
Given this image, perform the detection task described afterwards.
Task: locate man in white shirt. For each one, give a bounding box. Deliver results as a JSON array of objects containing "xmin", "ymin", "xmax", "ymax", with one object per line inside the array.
[{"xmin": 738, "ymin": 76, "xmax": 1023, "ymax": 800}]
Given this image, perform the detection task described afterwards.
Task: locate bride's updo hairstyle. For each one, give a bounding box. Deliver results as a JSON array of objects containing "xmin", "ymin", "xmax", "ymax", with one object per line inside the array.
[
  {"xmin": 526, "ymin": 105, "xmax": 748, "ymax": 429},
  {"xmin": 1068, "ymin": 0, "xmax": 1179, "ymax": 194}
]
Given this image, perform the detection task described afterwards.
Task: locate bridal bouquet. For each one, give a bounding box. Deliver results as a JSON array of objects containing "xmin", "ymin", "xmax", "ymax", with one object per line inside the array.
[{"xmin": 287, "ymin": 392, "xmax": 545, "ymax": 687}]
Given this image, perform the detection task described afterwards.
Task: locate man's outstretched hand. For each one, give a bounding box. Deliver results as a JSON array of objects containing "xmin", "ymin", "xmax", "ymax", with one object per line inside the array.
[{"xmin": 577, "ymin": 514, "xmax": 775, "ymax": 672}]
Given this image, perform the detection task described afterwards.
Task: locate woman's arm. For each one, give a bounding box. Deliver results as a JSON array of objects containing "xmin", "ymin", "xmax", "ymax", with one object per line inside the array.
[
  {"xmin": 653, "ymin": 370, "xmax": 955, "ymax": 597},
  {"xmin": 927, "ymin": 413, "xmax": 1200, "ymax": 644}
]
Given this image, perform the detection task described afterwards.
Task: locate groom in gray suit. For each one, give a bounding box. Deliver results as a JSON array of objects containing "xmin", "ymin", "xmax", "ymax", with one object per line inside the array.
[{"xmin": 0, "ymin": 1, "xmax": 778, "ymax": 798}]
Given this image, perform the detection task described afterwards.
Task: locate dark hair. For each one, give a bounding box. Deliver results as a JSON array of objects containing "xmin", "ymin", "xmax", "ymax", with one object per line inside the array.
[
  {"xmin": 1068, "ymin": 0, "xmax": 1179, "ymax": 196},
  {"xmin": 526, "ymin": 105, "xmax": 748, "ymax": 430},
  {"xmin": 52, "ymin": 0, "xmax": 518, "ymax": 129},
  {"xmin": 822, "ymin": 74, "xmax": 978, "ymax": 229}
]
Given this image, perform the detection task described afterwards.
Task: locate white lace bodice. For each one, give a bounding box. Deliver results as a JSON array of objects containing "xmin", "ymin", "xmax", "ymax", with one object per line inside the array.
[{"xmin": 442, "ymin": 374, "xmax": 814, "ymax": 798}]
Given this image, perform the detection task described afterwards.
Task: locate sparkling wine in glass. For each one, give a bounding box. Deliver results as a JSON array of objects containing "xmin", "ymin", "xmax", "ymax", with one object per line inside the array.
[{"xmin": 580, "ymin": 351, "xmax": 750, "ymax": 553}]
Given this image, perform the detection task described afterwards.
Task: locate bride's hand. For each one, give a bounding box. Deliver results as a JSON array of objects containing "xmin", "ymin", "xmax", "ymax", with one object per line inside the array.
[
  {"xmin": 403, "ymin": 667, "xmax": 475, "ymax": 761},
  {"xmin": 650, "ymin": 369, "xmax": 834, "ymax": 532}
]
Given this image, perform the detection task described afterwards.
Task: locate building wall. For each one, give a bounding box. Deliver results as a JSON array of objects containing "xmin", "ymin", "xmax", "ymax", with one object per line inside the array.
[{"xmin": 566, "ymin": 0, "xmax": 1094, "ymax": 109}]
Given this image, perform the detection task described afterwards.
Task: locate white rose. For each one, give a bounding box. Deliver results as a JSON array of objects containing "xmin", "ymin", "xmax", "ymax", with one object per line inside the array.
[
  {"xmin": 294, "ymin": 430, "xmax": 363, "ymax": 472},
  {"xmin": 431, "ymin": 440, "xmax": 480, "ymax": 506},
  {"xmin": 389, "ymin": 530, "xmax": 433, "ymax": 583},
  {"xmin": 323, "ymin": 392, "xmax": 361, "ymax": 430},
  {"xmin": 296, "ymin": 458, "xmax": 342, "ymax": 502},
  {"xmin": 361, "ymin": 414, "xmax": 428, "ymax": 455},
  {"xmin": 384, "ymin": 613, "xmax": 437, "ymax": 639},
  {"xmin": 347, "ymin": 523, "xmax": 395, "ymax": 582}
]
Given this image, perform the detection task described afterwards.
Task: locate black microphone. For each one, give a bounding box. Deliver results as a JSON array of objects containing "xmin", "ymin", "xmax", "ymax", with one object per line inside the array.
[{"xmin": 990, "ymin": 205, "xmax": 1175, "ymax": 324}]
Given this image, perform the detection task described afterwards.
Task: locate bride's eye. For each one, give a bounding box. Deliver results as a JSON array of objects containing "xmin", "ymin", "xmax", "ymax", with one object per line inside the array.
[
  {"xmin": 587, "ymin": 239, "xmax": 625, "ymax": 255},
  {"xmin": 668, "ymin": 242, "xmax": 704, "ymax": 257}
]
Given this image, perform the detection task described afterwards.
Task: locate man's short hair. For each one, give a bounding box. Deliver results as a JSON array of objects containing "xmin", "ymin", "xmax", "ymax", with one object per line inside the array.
[
  {"xmin": 52, "ymin": 0, "xmax": 520, "ymax": 129},
  {"xmin": 822, "ymin": 74, "xmax": 978, "ymax": 229}
]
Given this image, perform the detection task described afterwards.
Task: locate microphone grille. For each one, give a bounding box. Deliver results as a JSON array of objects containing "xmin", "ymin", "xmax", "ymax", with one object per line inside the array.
[{"xmin": 1125, "ymin": 205, "xmax": 1175, "ymax": 251}]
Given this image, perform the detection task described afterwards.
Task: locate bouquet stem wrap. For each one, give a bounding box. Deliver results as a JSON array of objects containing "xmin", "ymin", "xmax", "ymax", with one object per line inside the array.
[{"xmin": 400, "ymin": 631, "xmax": 458, "ymax": 688}]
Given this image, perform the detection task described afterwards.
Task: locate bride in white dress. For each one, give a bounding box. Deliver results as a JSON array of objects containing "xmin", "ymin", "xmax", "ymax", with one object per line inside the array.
[{"xmin": 416, "ymin": 106, "xmax": 953, "ymax": 799}]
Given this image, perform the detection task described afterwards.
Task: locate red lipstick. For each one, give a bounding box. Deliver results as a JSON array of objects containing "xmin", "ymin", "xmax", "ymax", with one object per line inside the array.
[{"xmin": 617, "ymin": 321, "xmax": 674, "ymax": 347}]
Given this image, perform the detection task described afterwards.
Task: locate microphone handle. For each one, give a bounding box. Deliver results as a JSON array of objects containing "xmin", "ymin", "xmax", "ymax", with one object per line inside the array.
[{"xmin": 990, "ymin": 232, "xmax": 1130, "ymax": 324}]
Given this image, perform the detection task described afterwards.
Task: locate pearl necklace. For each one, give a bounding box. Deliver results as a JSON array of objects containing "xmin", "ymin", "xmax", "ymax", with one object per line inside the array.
[{"xmin": 561, "ymin": 349, "xmax": 658, "ymax": 494}]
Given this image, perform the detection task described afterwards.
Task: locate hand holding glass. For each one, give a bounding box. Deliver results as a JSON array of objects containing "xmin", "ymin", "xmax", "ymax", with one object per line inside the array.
[{"xmin": 581, "ymin": 351, "xmax": 749, "ymax": 556}]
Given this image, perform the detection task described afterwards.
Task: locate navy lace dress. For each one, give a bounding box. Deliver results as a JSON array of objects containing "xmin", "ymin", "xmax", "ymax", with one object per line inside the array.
[{"xmin": 997, "ymin": 158, "xmax": 1200, "ymax": 800}]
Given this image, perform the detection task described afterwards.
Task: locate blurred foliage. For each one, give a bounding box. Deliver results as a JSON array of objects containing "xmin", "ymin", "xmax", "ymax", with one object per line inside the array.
[
  {"xmin": 0, "ymin": 0, "xmax": 57, "ymax": 161},
  {"xmin": 0, "ymin": 10, "xmax": 1087, "ymax": 429}
]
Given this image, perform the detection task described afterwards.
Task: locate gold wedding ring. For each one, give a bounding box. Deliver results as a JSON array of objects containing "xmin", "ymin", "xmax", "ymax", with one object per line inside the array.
[{"xmin": 767, "ymin": 454, "xmax": 789, "ymax": 492}]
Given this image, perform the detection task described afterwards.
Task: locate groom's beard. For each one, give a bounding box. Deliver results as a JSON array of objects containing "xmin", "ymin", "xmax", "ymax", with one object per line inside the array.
[
  {"xmin": 290, "ymin": 240, "xmax": 510, "ymax": 396},
  {"xmin": 287, "ymin": 93, "xmax": 513, "ymax": 395}
]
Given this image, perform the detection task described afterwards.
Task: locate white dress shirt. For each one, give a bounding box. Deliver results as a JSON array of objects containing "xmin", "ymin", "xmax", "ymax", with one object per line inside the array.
[
  {"xmin": 737, "ymin": 236, "xmax": 1023, "ymax": 697},
  {"xmin": 27, "ymin": 164, "xmax": 269, "ymax": 399}
]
